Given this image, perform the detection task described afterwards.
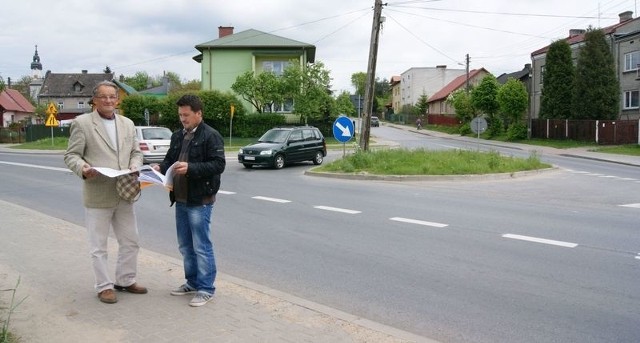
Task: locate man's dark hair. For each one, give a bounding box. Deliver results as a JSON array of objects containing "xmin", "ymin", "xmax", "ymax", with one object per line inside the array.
[{"xmin": 176, "ymin": 94, "xmax": 203, "ymax": 112}]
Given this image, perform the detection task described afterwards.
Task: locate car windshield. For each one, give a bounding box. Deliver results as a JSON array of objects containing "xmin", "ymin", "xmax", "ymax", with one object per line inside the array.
[
  {"xmin": 142, "ymin": 128, "xmax": 172, "ymax": 140},
  {"xmin": 258, "ymin": 129, "xmax": 290, "ymax": 143}
]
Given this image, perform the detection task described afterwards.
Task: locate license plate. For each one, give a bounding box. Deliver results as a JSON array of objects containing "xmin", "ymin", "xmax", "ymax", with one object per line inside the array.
[
  {"xmin": 244, "ymin": 156, "xmax": 255, "ymax": 161},
  {"xmin": 154, "ymin": 145, "xmax": 168, "ymax": 151}
]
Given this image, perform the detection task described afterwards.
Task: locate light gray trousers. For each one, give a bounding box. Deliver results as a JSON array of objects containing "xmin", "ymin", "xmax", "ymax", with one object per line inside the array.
[{"xmin": 85, "ymin": 201, "xmax": 140, "ymax": 292}]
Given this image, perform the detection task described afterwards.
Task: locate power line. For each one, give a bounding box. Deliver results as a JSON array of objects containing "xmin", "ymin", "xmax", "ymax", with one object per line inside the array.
[{"xmin": 386, "ymin": 4, "xmax": 616, "ymax": 20}]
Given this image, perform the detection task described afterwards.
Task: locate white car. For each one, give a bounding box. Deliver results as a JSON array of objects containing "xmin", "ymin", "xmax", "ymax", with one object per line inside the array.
[{"xmin": 134, "ymin": 126, "xmax": 173, "ymax": 163}]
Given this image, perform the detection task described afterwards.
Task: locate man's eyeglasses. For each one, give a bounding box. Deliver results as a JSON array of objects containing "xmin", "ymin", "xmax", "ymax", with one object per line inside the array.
[{"xmin": 95, "ymin": 95, "xmax": 118, "ymax": 100}]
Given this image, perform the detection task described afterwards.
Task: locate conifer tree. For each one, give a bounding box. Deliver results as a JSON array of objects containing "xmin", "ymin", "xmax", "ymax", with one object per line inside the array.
[
  {"xmin": 539, "ymin": 40, "xmax": 574, "ymax": 119},
  {"xmin": 572, "ymin": 27, "xmax": 619, "ymax": 119}
]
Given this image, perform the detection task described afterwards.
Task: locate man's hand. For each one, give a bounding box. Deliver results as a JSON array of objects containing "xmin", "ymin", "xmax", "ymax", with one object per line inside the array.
[
  {"xmin": 82, "ymin": 164, "xmax": 98, "ymax": 179},
  {"xmin": 174, "ymin": 162, "xmax": 188, "ymax": 175}
]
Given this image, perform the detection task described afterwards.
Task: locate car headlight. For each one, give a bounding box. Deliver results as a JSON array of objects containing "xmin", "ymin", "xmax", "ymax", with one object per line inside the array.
[
  {"xmin": 238, "ymin": 148, "xmax": 244, "ymax": 154},
  {"xmin": 260, "ymin": 150, "xmax": 273, "ymax": 156}
]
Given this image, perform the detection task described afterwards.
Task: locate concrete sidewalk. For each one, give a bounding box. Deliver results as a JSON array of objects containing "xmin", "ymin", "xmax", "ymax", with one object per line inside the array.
[{"xmin": 0, "ymin": 200, "xmax": 433, "ymax": 343}]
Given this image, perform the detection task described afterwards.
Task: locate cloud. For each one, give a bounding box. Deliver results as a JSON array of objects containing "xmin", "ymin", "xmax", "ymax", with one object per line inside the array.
[{"xmin": 1, "ymin": 0, "xmax": 635, "ymax": 93}]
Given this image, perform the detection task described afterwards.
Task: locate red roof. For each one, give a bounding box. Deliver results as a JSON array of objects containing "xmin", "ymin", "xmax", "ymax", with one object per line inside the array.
[
  {"xmin": 390, "ymin": 75, "xmax": 401, "ymax": 86},
  {"xmin": 0, "ymin": 89, "xmax": 35, "ymax": 113},
  {"xmin": 428, "ymin": 68, "xmax": 489, "ymax": 103},
  {"xmin": 531, "ymin": 15, "xmax": 640, "ymax": 56}
]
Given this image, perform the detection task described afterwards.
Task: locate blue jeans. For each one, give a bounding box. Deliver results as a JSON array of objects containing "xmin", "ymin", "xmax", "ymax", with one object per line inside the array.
[{"xmin": 175, "ymin": 203, "xmax": 216, "ymax": 295}]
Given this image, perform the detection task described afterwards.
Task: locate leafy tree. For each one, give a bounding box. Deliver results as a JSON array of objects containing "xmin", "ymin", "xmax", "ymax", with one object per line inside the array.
[
  {"xmin": 0, "ymin": 74, "xmax": 5, "ymax": 92},
  {"xmin": 231, "ymin": 70, "xmax": 282, "ymax": 113},
  {"xmin": 497, "ymin": 78, "xmax": 528, "ymax": 125},
  {"xmin": 123, "ymin": 71, "xmax": 153, "ymax": 91},
  {"xmin": 282, "ymin": 61, "xmax": 335, "ymax": 124},
  {"xmin": 447, "ymin": 89, "xmax": 475, "ymax": 123},
  {"xmin": 335, "ymin": 91, "xmax": 356, "ymax": 116},
  {"xmin": 539, "ymin": 39, "xmax": 575, "ymax": 119},
  {"xmin": 471, "ymin": 74, "xmax": 501, "ymax": 136},
  {"xmin": 415, "ymin": 93, "xmax": 429, "ymax": 115},
  {"xmin": 497, "ymin": 78, "xmax": 529, "ymax": 140},
  {"xmin": 104, "ymin": 66, "xmax": 112, "ymax": 74},
  {"xmin": 351, "ymin": 72, "xmax": 366, "ymax": 96},
  {"xmin": 119, "ymin": 94, "xmax": 163, "ymax": 125},
  {"xmin": 11, "ymin": 76, "xmax": 34, "ymax": 102},
  {"xmin": 170, "ymin": 79, "xmax": 201, "ymax": 94},
  {"xmin": 572, "ymin": 27, "xmax": 619, "ymax": 120},
  {"xmin": 162, "ymin": 71, "xmax": 183, "ymax": 88}
]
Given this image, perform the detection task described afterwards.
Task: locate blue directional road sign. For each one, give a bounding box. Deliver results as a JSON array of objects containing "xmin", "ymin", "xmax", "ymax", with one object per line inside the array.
[{"xmin": 333, "ymin": 116, "xmax": 354, "ymax": 143}]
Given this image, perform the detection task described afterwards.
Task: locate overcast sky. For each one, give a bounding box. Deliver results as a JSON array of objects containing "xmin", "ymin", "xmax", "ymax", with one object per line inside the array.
[{"xmin": 1, "ymin": 0, "xmax": 636, "ymax": 93}]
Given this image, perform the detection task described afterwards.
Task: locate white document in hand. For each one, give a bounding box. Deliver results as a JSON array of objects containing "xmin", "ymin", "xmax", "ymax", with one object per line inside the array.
[{"xmin": 138, "ymin": 164, "xmax": 175, "ymax": 190}]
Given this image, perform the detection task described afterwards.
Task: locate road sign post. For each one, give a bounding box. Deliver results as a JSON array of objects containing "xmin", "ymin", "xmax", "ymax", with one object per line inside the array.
[{"xmin": 333, "ymin": 116, "xmax": 354, "ymax": 157}]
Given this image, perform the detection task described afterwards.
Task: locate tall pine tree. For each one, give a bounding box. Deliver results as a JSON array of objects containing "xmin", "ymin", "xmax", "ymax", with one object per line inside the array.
[
  {"xmin": 540, "ymin": 40, "xmax": 574, "ymax": 119},
  {"xmin": 572, "ymin": 27, "xmax": 619, "ymax": 119}
]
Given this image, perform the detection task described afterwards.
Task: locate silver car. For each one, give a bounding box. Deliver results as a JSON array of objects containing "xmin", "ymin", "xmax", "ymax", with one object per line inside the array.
[{"xmin": 134, "ymin": 126, "xmax": 172, "ymax": 164}]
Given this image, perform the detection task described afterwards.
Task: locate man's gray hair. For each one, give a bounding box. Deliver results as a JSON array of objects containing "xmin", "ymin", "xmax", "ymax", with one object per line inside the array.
[{"xmin": 92, "ymin": 80, "xmax": 119, "ymax": 96}]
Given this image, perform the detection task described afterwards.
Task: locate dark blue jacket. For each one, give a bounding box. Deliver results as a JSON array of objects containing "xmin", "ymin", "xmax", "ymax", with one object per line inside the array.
[{"xmin": 159, "ymin": 122, "xmax": 225, "ymax": 206}]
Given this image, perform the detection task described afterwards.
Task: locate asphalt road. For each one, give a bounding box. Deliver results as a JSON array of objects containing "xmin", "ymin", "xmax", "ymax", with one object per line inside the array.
[{"xmin": 1, "ymin": 129, "xmax": 639, "ymax": 343}]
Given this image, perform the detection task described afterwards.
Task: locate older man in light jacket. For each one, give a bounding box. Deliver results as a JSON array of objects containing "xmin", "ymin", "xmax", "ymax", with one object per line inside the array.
[{"xmin": 64, "ymin": 80, "xmax": 147, "ymax": 304}]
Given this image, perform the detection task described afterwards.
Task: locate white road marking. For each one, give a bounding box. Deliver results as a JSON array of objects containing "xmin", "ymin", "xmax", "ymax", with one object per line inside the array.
[
  {"xmin": 502, "ymin": 234, "xmax": 578, "ymax": 248},
  {"xmin": 636, "ymin": 254, "xmax": 640, "ymax": 260},
  {"xmin": 314, "ymin": 206, "xmax": 361, "ymax": 214},
  {"xmin": 390, "ymin": 217, "xmax": 448, "ymax": 228},
  {"xmin": 217, "ymin": 190, "xmax": 236, "ymax": 195},
  {"xmin": 252, "ymin": 196, "xmax": 291, "ymax": 203},
  {"xmin": 0, "ymin": 161, "xmax": 70, "ymax": 173},
  {"xmin": 619, "ymin": 203, "xmax": 640, "ymax": 208}
]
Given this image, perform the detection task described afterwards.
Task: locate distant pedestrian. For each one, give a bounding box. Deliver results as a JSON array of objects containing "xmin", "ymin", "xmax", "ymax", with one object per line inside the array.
[
  {"xmin": 154, "ymin": 94, "xmax": 226, "ymax": 307},
  {"xmin": 416, "ymin": 117, "xmax": 422, "ymax": 130},
  {"xmin": 64, "ymin": 80, "xmax": 148, "ymax": 304}
]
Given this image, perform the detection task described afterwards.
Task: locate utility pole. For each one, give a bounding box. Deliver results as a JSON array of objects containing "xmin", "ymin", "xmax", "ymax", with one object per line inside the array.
[
  {"xmin": 465, "ymin": 53, "xmax": 470, "ymax": 94},
  {"xmin": 359, "ymin": 0, "xmax": 385, "ymax": 151}
]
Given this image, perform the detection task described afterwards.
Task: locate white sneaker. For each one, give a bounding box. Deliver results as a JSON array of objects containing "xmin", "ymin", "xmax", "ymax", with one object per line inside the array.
[
  {"xmin": 189, "ymin": 292, "xmax": 213, "ymax": 307},
  {"xmin": 170, "ymin": 284, "xmax": 196, "ymax": 296}
]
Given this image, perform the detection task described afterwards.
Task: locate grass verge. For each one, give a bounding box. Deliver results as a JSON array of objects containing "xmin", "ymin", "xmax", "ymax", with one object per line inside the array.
[{"xmin": 315, "ymin": 148, "xmax": 550, "ymax": 175}]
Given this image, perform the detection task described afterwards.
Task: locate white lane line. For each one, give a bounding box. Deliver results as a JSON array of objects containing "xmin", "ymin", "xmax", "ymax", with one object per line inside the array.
[
  {"xmin": 502, "ymin": 234, "xmax": 578, "ymax": 248},
  {"xmin": 218, "ymin": 190, "xmax": 236, "ymax": 195},
  {"xmin": 620, "ymin": 178, "xmax": 638, "ymax": 181},
  {"xmin": 0, "ymin": 161, "xmax": 70, "ymax": 173},
  {"xmin": 597, "ymin": 175, "xmax": 617, "ymax": 178},
  {"xmin": 252, "ymin": 196, "xmax": 291, "ymax": 203},
  {"xmin": 314, "ymin": 206, "xmax": 361, "ymax": 214},
  {"xmin": 636, "ymin": 254, "xmax": 640, "ymax": 260},
  {"xmin": 390, "ymin": 217, "xmax": 448, "ymax": 228},
  {"xmin": 619, "ymin": 203, "xmax": 640, "ymax": 208}
]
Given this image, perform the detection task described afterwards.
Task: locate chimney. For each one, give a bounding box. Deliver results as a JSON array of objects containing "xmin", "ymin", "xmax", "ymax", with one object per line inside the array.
[
  {"xmin": 619, "ymin": 11, "xmax": 633, "ymax": 23},
  {"xmin": 569, "ymin": 29, "xmax": 586, "ymax": 37},
  {"xmin": 218, "ymin": 26, "xmax": 234, "ymax": 38}
]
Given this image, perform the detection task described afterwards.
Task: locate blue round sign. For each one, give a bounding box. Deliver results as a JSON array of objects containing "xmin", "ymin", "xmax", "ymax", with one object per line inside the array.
[{"xmin": 333, "ymin": 116, "xmax": 354, "ymax": 143}]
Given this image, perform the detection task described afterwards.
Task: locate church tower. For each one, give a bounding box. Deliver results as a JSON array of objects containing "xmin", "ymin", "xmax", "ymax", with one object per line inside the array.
[{"xmin": 29, "ymin": 45, "xmax": 44, "ymax": 101}]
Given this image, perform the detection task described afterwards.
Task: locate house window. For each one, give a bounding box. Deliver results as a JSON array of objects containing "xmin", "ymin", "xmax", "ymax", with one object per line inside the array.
[
  {"xmin": 623, "ymin": 90, "xmax": 639, "ymax": 109},
  {"xmin": 262, "ymin": 61, "xmax": 290, "ymax": 76},
  {"xmin": 78, "ymin": 101, "xmax": 85, "ymax": 109},
  {"xmin": 57, "ymin": 102, "xmax": 64, "ymax": 109},
  {"xmin": 540, "ymin": 65, "xmax": 545, "ymax": 84},
  {"xmin": 624, "ymin": 51, "xmax": 640, "ymax": 71},
  {"xmin": 264, "ymin": 98, "xmax": 294, "ymax": 113}
]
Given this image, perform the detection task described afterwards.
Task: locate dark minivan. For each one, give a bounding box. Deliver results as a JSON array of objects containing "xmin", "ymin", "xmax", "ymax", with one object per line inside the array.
[{"xmin": 238, "ymin": 126, "xmax": 326, "ymax": 169}]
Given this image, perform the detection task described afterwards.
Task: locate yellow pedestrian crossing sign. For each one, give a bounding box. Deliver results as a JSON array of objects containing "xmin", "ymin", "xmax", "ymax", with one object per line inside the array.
[
  {"xmin": 46, "ymin": 102, "xmax": 58, "ymax": 116},
  {"xmin": 45, "ymin": 102, "xmax": 59, "ymax": 127},
  {"xmin": 45, "ymin": 114, "xmax": 59, "ymax": 127}
]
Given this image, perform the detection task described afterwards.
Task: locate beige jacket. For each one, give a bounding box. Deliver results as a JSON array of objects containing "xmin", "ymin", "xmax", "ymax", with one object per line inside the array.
[{"xmin": 64, "ymin": 111, "xmax": 143, "ymax": 208}]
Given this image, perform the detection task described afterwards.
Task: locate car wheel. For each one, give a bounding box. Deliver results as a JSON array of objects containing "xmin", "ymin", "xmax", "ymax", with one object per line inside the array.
[
  {"xmin": 312, "ymin": 151, "xmax": 324, "ymax": 165},
  {"xmin": 274, "ymin": 154, "xmax": 285, "ymax": 169},
  {"xmin": 243, "ymin": 163, "xmax": 253, "ymax": 169}
]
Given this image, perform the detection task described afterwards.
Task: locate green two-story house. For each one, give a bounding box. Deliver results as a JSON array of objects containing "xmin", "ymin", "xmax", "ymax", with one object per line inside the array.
[{"xmin": 193, "ymin": 26, "xmax": 316, "ymax": 114}]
